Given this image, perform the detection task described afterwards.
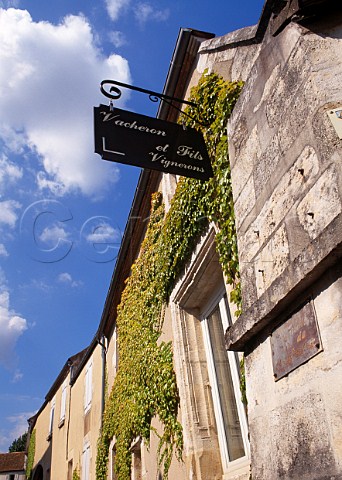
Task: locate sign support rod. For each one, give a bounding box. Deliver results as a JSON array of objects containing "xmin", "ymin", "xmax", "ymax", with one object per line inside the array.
[
  {"xmin": 100, "ymin": 79, "xmax": 198, "ymax": 107},
  {"xmin": 100, "ymin": 80, "xmax": 210, "ymax": 127}
]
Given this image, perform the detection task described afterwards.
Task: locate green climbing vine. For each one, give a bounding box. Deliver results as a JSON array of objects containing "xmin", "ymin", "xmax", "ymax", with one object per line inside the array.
[
  {"xmin": 26, "ymin": 429, "xmax": 36, "ymax": 480},
  {"xmin": 96, "ymin": 194, "xmax": 182, "ymax": 480},
  {"xmin": 178, "ymin": 73, "xmax": 243, "ymax": 310},
  {"xmin": 72, "ymin": 467, "xmax": 80, "ymax": 480},
  {"xmin": 96, "ymin": 72, "xmax": 243, "ymax": 480},
  {"xmin": 240, "ymin": 357, "xmax": 247, "ymax": 407}
]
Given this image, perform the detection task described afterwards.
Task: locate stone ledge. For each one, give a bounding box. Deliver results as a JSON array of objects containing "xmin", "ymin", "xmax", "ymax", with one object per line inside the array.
[
  {"xmin": 199, "ymin": 25, "xmax": 258, "ymax": 53},
  {"xmin": 225, "ymin": 214, "xmax": 342, "ymax": 351}
]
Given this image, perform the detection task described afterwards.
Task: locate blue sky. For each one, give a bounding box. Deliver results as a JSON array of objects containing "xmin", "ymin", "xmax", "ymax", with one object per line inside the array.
[{"xmin": 0, "ymin": 0, "xmax": 264, "ymax": 451}]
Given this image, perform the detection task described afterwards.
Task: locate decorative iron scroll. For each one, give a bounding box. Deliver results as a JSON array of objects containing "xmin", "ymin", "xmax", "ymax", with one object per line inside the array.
[
  {"xmin": 100, "ymin": 79, "xmax": 210, "ymax": 127},
  {"xmin": 100, "ymin": 79, "xmax": 197, "ymax": 107}
]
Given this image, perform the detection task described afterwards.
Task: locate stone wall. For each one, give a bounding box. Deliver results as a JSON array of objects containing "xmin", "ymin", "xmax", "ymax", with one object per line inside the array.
[
  {"xmin": 225, "ymin": 9, "xmax": 342, "ymax": 480},
  {"xmin": 246, "ymin": 265, "xmax": 342, "ymax": 479},
  {"xmin": 226, "ymin": 15, "xmax": 342, "ymax": 348}
]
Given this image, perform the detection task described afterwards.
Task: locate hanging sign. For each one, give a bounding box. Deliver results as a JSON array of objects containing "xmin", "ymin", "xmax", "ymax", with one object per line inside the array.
[{"xmin": 94, "ymin": 105, "xmax": 213, "ymax": 180}]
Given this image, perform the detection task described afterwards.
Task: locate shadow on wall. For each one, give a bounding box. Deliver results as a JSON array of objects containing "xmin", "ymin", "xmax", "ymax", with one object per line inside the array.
[
  {"xmin": 32, "ymin": 464, "xmax": 43, "ymax": 480},
  {"xmin": 31, "ymin": 441, "xmax": 52, "ymax": 480},
  {"xmin": 302, "ymin": 5, "xmax": 342, "ymax": 39}
]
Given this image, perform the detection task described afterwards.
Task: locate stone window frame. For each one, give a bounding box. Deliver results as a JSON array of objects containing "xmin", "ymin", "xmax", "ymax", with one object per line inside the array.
[
  {"xmin": 112, "ymin": 325, "xmax": 118, "ymax": 373},
  {"xmin": 109, "ymin": 436, "xmax": 144, "ymax": 480},
  {"xmin": 201, "ymin": 291, "xmax": 249, "ymax": 469},
  {"xmin": 109, "ymin": 437, "xmax": 117, "ymax": 480},
  {"xmin": 130, "ymin": 437, "xmax": 143, "ymax": 480},
  {"xmin": 170, "ymin": 226, "xmax": 250, "ymax": 476}
]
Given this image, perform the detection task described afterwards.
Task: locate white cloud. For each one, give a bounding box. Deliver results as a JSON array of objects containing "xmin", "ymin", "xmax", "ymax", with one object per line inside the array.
[
  {"xmin": 106, "ymin": 0, "xmax": 169, "ymax": 26},
  {"xmin": 105, "ymin": 0, "xmax": 131, "ymax": 21},
  {"xmin": 0, "ymin": 200, "xmax": 21, "ymax": 227},
  {"xmin": 58, "ymin": 272, "xmax": 83, "ymax": 288},
  {"xmin": 58, "ymin": 272, "xmax": 73, "ymax": 283},
  {"xmin": 0, "ymin": 243, "xmax": 8, "ymax": 256},
  {"xmin": 0, "ymin": 0, "xmax": 19, "ymax": 7},
  {"xmin": 134, "ymin": 2, "xmax": 169, "ymax": 25},
  {"xmin": 108, "ymin": 30, "xmax": 127, "ymax": 48},
  {"xmin": 0, "ymin": 410, "xmax": 34, "ymax": 450},
  {"xmin": 0, "ymin": 267, "xmax": 6, "ymax": 285},
  {"xmin": 0, "ymin": 154, "xmax": 23, "ymax": 193},
  {"xmin": 36, "ymin": 172, "xmax": 68, "ymax": 196},
  {"xmin": 0, "ymin": 8, "xmax": 131, "ymax": 195},
  {"xmin": 0, "ymin": 288, "xmax": 28, "ymax": 370},
  {"xmin": 6, "ymin": 412, "xmax": 31, "ymax": 430},
  {"xmin": 19, "ymin": 278, "xmax": 52, "ymax": 294},
  {"xmin": 38, "ymin": 224, "xmax": 70, "ymax": 247},
  {"xmin": 12, "ymin": 369, "xmax": 23, "ymax": 383},
  {"xmin": 86, "ymin": 223, "xmax": 121, "ymax": 243}
]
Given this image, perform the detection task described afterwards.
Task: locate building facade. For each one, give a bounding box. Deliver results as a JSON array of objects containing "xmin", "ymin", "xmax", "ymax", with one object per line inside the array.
[
  {"xmin": 27, "ymin": 346, "xmax": 106, "ymax": 480},
  {"xmin": 28, "ymin": 0, "xmax": 342, "ymax": 479},
  {"xmin": 0, "ymin": 452, "xmax": 26, "ymax": 480}
]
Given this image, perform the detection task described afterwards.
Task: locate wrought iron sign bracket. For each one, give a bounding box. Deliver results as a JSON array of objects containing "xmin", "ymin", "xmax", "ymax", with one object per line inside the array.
[{"xmin": 100, "ymin": 79, "xmax": 209, "ymax": 127}]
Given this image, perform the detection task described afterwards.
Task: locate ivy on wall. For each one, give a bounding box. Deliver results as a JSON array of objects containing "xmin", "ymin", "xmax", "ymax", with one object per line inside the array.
[
  {"xmin": 96, "ymin": 194, "xmax": 182, "ymax": 480},
  {"xmin": 96, "ymin": 72, "xmax": 243, "ymax": 480},
  {"xmin": 72, "ymin": 467, "xmax": 80, "ymax": 480},
  {"xmin": 179, "ymin": 73, "xmax": 243, "ymax": 310},
  {"xmin": 26, "ymin": 429, "xmax": 36, "ymax": 480}
]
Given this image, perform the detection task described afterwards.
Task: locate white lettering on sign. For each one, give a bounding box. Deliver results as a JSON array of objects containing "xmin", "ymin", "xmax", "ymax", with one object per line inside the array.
[
  {"xmin": 101, "ymin": 112, "xmax": 167, "ymax": 136},
  {"xmin": 148, "ymin": 144, "xmax": 205, "ymax": 173},
  {"xmin": 160, "ymin": 159, "xmax": 204, "ymax": 173},
  {"xmin": 177, "ymin": 145, "xmax": 203, "ymax": 160}
]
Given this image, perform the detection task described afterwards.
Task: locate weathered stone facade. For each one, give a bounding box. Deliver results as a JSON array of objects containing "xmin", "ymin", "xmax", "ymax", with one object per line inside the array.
[{"xmin": 224, "ymin": 5, "xmax": 342, "ymax": 480}]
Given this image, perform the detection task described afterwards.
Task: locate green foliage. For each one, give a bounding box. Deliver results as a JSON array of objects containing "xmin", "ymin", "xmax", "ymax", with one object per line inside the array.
[
  {"xmin": 179, "ymin": 72, "xmax": 243, "ymax": 310},
  {"xmin": 26, "ymin": 429, "xmax": 36, "ymax": 480},
  {"xmin": 96, "ymin": 72, "xmax": 243, "ymax": 480},
  {"xmin": 9, "ymin": 431, "xmax": 27, "ymax": 452},
  {"xmin": 72, "ymin": 468, "xmax": 80, "ymax": 480},
  {"xmin": 96, "ymin": 195, "xmax": 183, "ymax": 480},
  {"xmin": 240, "ymin": 357, "xmax": 247, "ymax": 406}
]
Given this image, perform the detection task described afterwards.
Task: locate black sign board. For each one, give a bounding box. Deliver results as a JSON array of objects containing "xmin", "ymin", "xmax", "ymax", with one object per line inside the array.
[{"xmin": 94, "ymin": 105, "xmax": 213, "ymax": 180}]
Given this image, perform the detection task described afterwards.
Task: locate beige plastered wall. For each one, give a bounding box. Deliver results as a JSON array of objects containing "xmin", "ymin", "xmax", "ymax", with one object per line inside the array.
[
  {"xmin": 67, "ymin": 345, "xmax": 103, "ymax": 480},
  {"xmin": 32, "ymin": 344, "xmax": 103, "ymax": 480},
  {"xmin": 32, "ymin": 400, "xmax": 54, "ymax": 479},
  {"xmin": 49, "ymin": 374, "xmax": 70, "ymax": 479}
]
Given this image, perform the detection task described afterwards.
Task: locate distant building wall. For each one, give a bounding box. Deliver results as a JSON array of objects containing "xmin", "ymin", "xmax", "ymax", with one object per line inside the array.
[
  {"xmin": 48, "ymin": 374, "xmax": 69, "ymax": 479},
  {"xmin": 67, "ymin": 346, "xmax": 103, "ymax": 480},
  {"xmin": 29, "ymin": 344, "xmax": 104, "ymax": 480},
  {"xmin": 31, "ymin": 398, "xmax": 53, "ymax": 480}
]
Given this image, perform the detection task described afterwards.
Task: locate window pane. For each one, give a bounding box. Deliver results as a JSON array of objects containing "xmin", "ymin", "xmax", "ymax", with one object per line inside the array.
[
  {"xmin": 84, "ymin": 362, "xmax": 92, "ymax": 411},
  {"xmin": 207, "ymin": 306, "xmax": 245, "ymax": 461},
  {"xmin": 49, "ymin": 405, "xmax": 55, "ymax": 435},
  {"xmin": 82, "ymin": 445, "xmax": 90, "ymax": 480}
]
